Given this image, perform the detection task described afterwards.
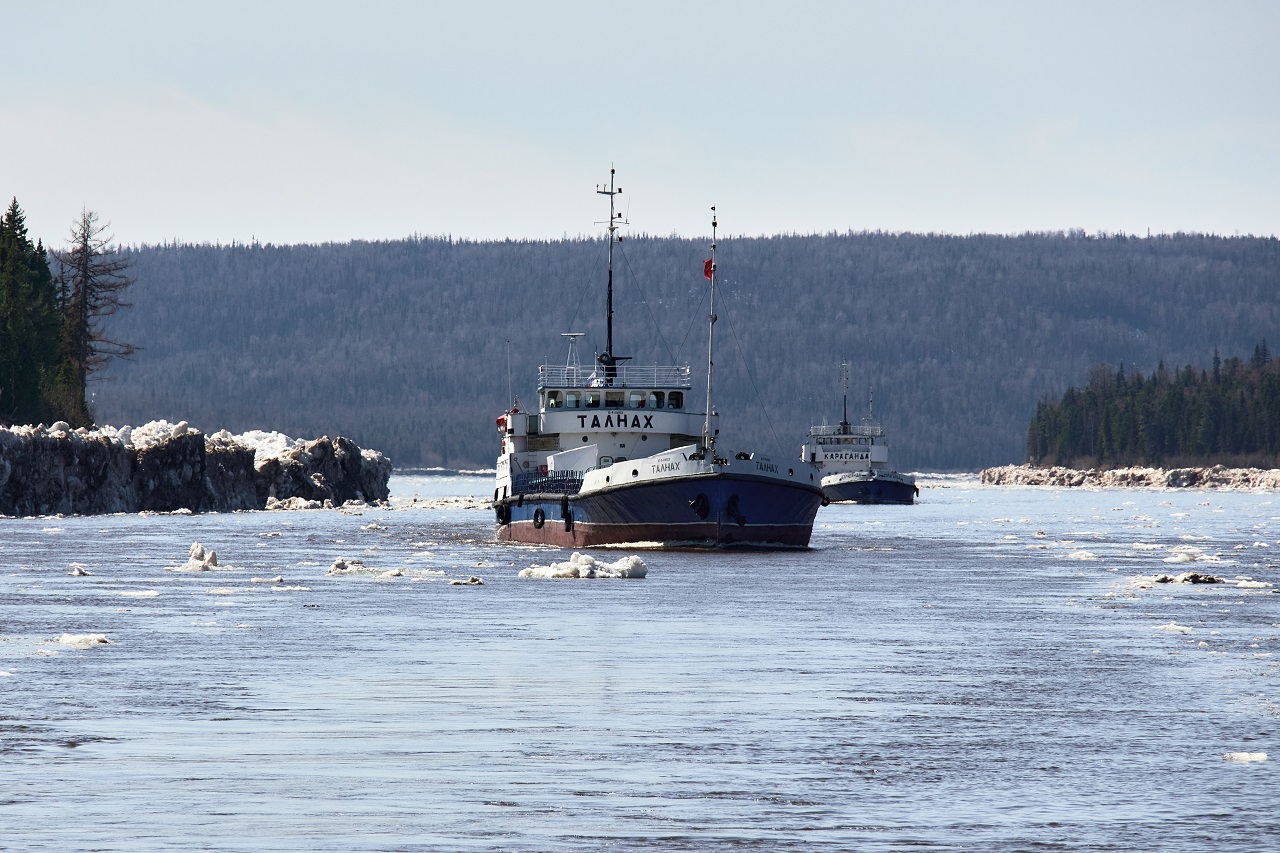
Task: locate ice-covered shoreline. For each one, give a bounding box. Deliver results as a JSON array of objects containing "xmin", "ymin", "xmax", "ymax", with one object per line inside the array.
[
  {"xmin": 980, "ymin": 463, "xmax": 1280, "ymax": 490},
  {"xmin": 0, "ymin": 420, "xmax": 391, "ymax": 516}
]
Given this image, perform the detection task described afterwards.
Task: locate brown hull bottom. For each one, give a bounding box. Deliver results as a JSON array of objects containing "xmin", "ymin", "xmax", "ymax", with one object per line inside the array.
[{"xmin": 497, "ymin": 520, "xmax": 814, "ymax": 549}]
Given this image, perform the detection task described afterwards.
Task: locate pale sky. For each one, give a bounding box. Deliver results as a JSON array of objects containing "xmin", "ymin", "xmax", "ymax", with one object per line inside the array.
[{"xmin": 3, "ymin": 0, "xmax": 1277, "ymax": 246}]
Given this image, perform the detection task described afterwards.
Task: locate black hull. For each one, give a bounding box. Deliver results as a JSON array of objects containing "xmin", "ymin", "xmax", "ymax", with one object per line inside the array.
[
  {"xmin": 823, "ymin": 475, "xmax": 917, "ymax": 505},
  {"xmin": 497, "ymin": 472, "xmax": 823, "ymax": 548}
]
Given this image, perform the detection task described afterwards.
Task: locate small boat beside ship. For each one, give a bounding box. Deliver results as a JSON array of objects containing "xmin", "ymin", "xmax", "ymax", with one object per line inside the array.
[
  {"xmin": 801, "ymin": 370, "xmax": 918, "ymax": 505},
  {"xmin": 492, "ymin": 170, "xmax": 823, "ymax": 547}
]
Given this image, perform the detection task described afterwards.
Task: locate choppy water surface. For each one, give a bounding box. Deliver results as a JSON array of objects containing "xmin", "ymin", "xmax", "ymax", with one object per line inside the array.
[{"xmin": 2, "ymin": 475, "xmax": 1277, "ymax": 851}]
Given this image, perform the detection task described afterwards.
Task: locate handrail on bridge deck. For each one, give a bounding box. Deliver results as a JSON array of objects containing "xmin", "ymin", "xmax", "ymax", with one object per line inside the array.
[
  {"xmin": 538, "ymin": 364, "xmax": 692, "ymax": 389},
  {"xmin": 808, "ymin": 422, "xmax": 884, "ymax": 438}
]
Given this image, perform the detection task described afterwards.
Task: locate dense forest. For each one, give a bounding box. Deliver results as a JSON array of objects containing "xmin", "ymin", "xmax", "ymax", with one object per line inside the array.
[
  {"xmin": 80, "ymin": 229, "xmax": 1277, "ymax": 471},
  {"xmin": 0, "ymin": 199, "xmax": 121, "ymax": 426},
  {"xmin": 1026, "ymin": 344, "xmax": 1280, "ymax": 469}
]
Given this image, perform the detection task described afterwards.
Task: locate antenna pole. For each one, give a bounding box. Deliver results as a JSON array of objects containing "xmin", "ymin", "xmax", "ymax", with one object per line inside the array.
[
  {"xmin": 506, "ymin": 339, "xmax": 513, "ymax": 406},
  {"xmin": 704, "ymin": 207, "xmax": 718, "ymax": 457},
  {"xmin": 841, "ymin": 361, "xmax": 850, "ymax": 430},
  {"xmin": 595, "ymin": 168, "xmax": 624, "ymax": 379}
]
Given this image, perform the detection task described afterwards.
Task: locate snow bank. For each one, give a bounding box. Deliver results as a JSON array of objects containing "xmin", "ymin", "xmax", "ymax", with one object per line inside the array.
[
  {"xmin": 981, "ymin": 464, "xmax": 1280, "ymax": 490},
  {"xmin": 519, "ymin": 552, "xmax": 648, "ymax": 579}
]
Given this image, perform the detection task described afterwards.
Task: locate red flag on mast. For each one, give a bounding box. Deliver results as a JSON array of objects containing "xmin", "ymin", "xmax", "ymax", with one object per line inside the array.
[{"xmin": 703, "ymin": 258, "xmax": 714, "ymax": 280}]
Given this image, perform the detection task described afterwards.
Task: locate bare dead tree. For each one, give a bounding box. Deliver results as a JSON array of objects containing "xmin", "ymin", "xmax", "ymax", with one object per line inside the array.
[{"xmin": 55, "ymin": 210, "xmax": 136, "ymax": 423}]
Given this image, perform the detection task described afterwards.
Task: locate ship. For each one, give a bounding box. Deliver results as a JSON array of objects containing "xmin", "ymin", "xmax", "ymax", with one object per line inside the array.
[
  {"xmin": 801, "ymin": 367, "xmax": 918, "ymax": 505},
  {"xmin": 492, "ymin": 170, "xmax": 824, "ymax": 547}
]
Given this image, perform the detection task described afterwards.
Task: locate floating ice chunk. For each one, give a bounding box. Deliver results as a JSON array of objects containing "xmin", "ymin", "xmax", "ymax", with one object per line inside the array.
[
  {"xmin": 1066, "ymin": 550, "xmax": 1098, "ymax": 560},
  {"xmin": 1155, "ymin": 622, "xmax": 1194, "ymax": 633},
  {"xmin": 269, "ymin": 585, "xmax": 311, "ymax": 591},
  {"xmin": 208, "ymin": 588, "xmax": 241, "ymax": 595},
  {"xmin": 1163, "ymin": 552, "xmax": 1198, "ymax": 564},
  {"xmin": 1132, "ymin": 543, "xmax": 1163, "ymax": 551},
  {"xmin": 1223, "ymin": 752, "xmax": 1267, "ymax": 763},
  {"xmin": 68, "ymin": 564, "xmax": 91, "ymax": 576},
  {"xmin": 1236, "ymin": 579, "xmax": 1274, "ymax": 589},
  {"xmin": 57, "ymin": 633, "xmax": 112, "ymax": 648},
  {"xmin": 520, "ymin": 552, "xmax": 648, "ymax": 579},
  {"xmin": 1034, "ymin": 530, "xmax": 1046, "ymax": 538},
  {"xmin": 448, "ymin": 575, "xmax": 484, "ymax": 585},
  {"xmin": 376, "ymin": 569, "xmax": 404, "ymax": 579},
  {"xmin": 119, "ymin": 590, "xmax": 160, "ymax": 598},
  {"xmin": 266, "ymin": 496, "xmax": 325, "ymax": 511},
  {"xmin": 1157, "ymin": 568, "xmax": 1223, "ymax": 581},
  {"xmin": 327, "ymin": 557, "xmax": 375, "ymax": 575},
  {"xmin": 250, "ymin": 576, "xmax": 285, "ymax": 584},
  {"xmin": 0, "ymin": 670, "xmax": 11, "ymax": 677},
  {"xmin": 171, "ymin": 542, "xmax": 219, "ymax": 572},
  {"xmin": 362, "ymin": 523, "xmax": 389, "ymax": 531}
]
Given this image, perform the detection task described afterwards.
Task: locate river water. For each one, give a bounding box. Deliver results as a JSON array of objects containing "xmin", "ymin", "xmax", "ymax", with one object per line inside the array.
[{"xmin": 2, "ymin": 474, "xmax": 1277, "ymax": 851}]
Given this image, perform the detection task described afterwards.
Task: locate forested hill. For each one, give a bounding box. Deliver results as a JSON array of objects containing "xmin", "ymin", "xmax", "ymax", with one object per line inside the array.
[
  {"xmin": 91, "ymin": 232, "xmax": 1279, "ymax": 471},
  {"xmin": 1027, "ymin": 346, "xmax": 1280, "ymax": 469}
]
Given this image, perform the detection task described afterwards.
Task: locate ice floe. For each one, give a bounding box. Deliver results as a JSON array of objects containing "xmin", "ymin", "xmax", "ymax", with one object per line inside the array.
[
  {"xmin": 448, "ymin": 575, "xmax": 485, "ymax": 585},
  {"xmin": 1222, "ymin": 752, "xmax": 1267, "ymax": 763},
  {"xmin": 1153, "ymin": 572, "xmax": 1224, "ymax": 585},
  {"xmin": 519, "ymin": 552, "xmax": 648, "ymax": 579},
  {"xmin": 57, "ymin": 633, "xmax": 112, "ymax": 648},
  {"xmin": 1155, "ymin": 622, "xmax": 1194, "ymax": 633},
  {"xmin": 170, "ymin": 542, "xmax": 222, "ymax": 572},
  {"xmin": 1066, "ymin": 550, "xmax": 1098, "ymax": 560},
  {"xmin": 119, "ymin": 590, "xmax": 160, "ymax": 598},
  {"xmin": 68, "ymin": 563, "xmax": 91, "ymax": 576},
  {"xmin": 327, "ymin": 557, "xmax": 377, "ymax": 575}
]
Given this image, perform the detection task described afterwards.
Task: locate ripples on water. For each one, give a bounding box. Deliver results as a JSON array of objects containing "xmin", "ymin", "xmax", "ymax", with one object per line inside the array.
[{"xmin": 2, "ymin": 475, "xmax": 1277, "ymax": 851}]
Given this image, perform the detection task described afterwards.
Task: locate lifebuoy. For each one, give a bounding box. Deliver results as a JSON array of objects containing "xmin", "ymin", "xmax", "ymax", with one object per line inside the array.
[{"xmin": 533, "ymin": 508, "xmax": 545, "ymax": 529}]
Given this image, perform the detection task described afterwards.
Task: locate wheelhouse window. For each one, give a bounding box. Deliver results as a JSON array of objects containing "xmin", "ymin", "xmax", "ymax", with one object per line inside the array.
[
  {"xmin": 647, "ymin": 391, "xmax": 664, "ymax": 409},
  {"xmin": 628, "ymin": 391, "xmax": 646, "ymax": 408},
  {"xmin": 563, "ymin": 391, "xmax": 580, "ymax": 408},
  {"xmin": 585, "ymin": 391, "xmax": 601, "ymax": 409},
  {"xmin": 667, "ymin": 391, "xmax": 684, "ymax": 409},
  {"xmin": 605, "ymin": 391, "xmax": 624, "ymax": 408},
  {"xmin": 545, "ymin": 390, "xmax": 562, "ymax": 409}
]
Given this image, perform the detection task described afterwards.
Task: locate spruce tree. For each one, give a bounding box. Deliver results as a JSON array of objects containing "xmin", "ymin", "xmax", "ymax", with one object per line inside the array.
[
  {"xmin": 0, "ymin": 198, "xmax": 64, "ymax": 424},
  {"xmin": 54, "ymin": 210, "xmax": 136, "ymax": 426}
]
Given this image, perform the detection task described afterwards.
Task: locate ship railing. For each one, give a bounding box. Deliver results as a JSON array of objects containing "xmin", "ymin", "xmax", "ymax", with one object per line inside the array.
[
  {"xmin": 538, "ymin": 364, "xmax": 692, "ymax": 389},
  {"xmin": 512, "ymin": 469, "xmax": 585, "ymax": 496},
  {"xmin": 808, "ymin": 422, "xmax": 884, "ymax": 437}
]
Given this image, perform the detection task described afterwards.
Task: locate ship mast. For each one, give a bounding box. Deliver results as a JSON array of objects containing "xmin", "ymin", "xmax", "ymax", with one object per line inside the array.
[
  {"xmin": 840, "ymin": 361, "xmax": 851, "ymax": 433},
  {"xmin": 703, "ymin": 207, "xmax": 718, "ymax": 457},
  {"xmin": 595, "ymin": 168, "xmax": 629, "ymax": 384}
]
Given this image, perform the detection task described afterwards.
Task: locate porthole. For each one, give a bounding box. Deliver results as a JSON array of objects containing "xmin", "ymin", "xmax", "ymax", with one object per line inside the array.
[
  {"xmin": 632, "ymin": 469, "xmax": 639, "ymax": 476},
  {"xmin": 582, "ymin": 436, "xmax": 589, "ymax": 443},
  {"xmin": 640, "ymin": 435, "xmax": 648, "ymax": 441},
  {"xmin": 788, "ymin": 468, "xmax": 793, "ymax": 476}
]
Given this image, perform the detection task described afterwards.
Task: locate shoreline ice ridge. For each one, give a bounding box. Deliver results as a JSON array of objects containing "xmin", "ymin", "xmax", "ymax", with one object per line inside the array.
[{"xmin": 0, "ymin": 419, "xmax": 392, "ymax": 517}]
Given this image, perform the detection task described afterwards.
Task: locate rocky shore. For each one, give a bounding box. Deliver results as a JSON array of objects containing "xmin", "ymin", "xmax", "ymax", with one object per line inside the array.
[
  {"xmin": 0, "ymin": 420, "xmax": 392, "ymax": 516},
  {"xmin": 979, "ymin": 464, "xmax": 1280, "ymax": 490}
]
